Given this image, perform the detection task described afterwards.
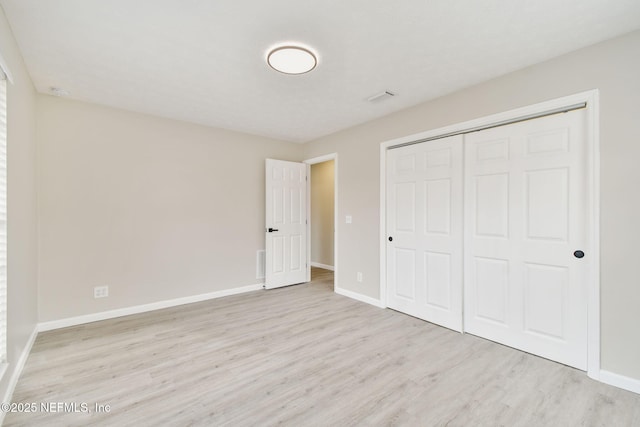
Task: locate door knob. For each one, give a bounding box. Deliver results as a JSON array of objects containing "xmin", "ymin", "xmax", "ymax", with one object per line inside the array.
[
  {"xmin": 574, "ymin": 250, "xmax": 585, "ymax": 259},
  {"xmin": 268, "ymin": 228, "xmax": 279, "ymax": 233},
  {"xmin": 388, "ymin": 236, "xmax": 393, "ymax": 242}
]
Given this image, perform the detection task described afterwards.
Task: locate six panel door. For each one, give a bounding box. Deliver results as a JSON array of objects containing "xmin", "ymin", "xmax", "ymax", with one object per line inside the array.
[
  {"xmin": 265, "ymin": 159, "xmax": 308, "ymax": 289},
  {"xmin": 463, "ymin": 109, "xmax": 588, "ymax": 369},
  {"xmin": 386, "ymin": 135, "xmax": 464, "ymax": 332}
]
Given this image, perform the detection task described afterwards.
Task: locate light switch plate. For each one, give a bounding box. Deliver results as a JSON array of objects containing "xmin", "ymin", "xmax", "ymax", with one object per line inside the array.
[{"xmin": 346, "ymin": 215, "xmax": 352, "ymax": 224}]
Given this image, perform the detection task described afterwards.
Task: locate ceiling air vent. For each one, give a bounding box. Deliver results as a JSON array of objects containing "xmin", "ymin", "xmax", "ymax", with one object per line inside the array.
[
  {"xmin": 49, "ymin": 87, "xmax": 70, "ymax": 97},
  {"xmin": 367, "ymin": 90, "xmax": 395, "ymax": 103}
]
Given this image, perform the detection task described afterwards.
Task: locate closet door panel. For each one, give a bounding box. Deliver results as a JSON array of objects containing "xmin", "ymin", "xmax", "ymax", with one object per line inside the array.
[
  {"xmin": 464, "ymin": 109, "xmax": 588, "ymax": 370},
  {"xmin": 386, "ymin": 135, "xmax": 463, "ymax": 332}
]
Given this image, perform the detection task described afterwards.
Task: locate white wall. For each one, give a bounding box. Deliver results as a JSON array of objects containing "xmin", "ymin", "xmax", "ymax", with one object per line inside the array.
[
  {"xmin": 302, "ymin": 30, "xmax": 640, "ymax": 381},
  {"xmin": 37, "ymin": 96, "xmax": 303, "ymax": 321},
  {"xmin": 0, "ymin": 6, "xmax": 39, "ymax": 401},
  {"xmin": 310, "ymin": 160, "xmax": 334, "ymax": 267}
]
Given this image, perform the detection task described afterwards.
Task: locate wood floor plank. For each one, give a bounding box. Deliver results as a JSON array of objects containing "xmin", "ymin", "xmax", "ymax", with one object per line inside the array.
[{"xmin": 4, "ymin": 268, "xmax": 640, "ymax": 426}]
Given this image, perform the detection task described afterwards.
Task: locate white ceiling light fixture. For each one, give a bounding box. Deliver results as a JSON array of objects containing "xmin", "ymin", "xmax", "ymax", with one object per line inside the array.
[{"xmin": 267, "ymin": 45, "xmax": 317, "ymax": 75}]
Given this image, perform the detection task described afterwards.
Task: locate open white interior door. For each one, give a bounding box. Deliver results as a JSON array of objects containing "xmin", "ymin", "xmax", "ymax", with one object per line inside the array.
[{"xmin": 265, "ymin": 159, "xmax": 309, "ymax": 289}]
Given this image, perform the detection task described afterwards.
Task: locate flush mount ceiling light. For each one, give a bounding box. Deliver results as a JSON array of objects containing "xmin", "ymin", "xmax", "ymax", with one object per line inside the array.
[{"xmin": 267, "ymin": 45, "xmax": 317, "ymax": 75}]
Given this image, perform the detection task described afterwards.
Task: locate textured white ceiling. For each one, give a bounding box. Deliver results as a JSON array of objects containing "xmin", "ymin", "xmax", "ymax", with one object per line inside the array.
[{"xmin": 2, "ymin": 0, "xmax": 640, "ymax": 143}]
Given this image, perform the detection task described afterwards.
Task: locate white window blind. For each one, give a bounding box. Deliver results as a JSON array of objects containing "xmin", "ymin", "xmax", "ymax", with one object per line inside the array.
[{"xmin": 0, "ymin": 73, "xmax": 7, "ymax": 365}]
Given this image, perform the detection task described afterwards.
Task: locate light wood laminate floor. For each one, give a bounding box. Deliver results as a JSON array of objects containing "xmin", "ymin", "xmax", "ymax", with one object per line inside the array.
[{"xmin": 5, "ymin": 268, "xmax": 640, "ymax": 426}]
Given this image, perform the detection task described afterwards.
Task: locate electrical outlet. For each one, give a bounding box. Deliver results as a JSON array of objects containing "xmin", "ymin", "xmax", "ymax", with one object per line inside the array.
[
  {"xmin": 357, "ymin": 272, "xmax": 363, "ymax": 283},
  {"xmin": 94, "ymin": 286, "xmax": 109, "ymax": 298}
]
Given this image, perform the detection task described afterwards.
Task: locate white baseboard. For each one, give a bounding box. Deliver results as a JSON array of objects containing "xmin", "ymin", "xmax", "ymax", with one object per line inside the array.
[
  {"xmin": 310, "ymin": 262, "xmax": 334, "ymax": 271},
  {"xmin": 38, "ymin": 283, "xmax": 264, "ymax": 332},
  {"xmin": 335, "ymin": 286, "xmax": 385, "ymax": 308},
  {"xmin": 0, "ymin": 325, "xmax": 38, "ymax": 424},
  {"xmin": 599, "ymin": 370, "xmax": 640, "ymax": 395}
]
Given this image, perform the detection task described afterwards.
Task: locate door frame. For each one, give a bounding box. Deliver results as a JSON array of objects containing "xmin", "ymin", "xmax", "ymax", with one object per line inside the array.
[
  {"xmin": 304, "ymin": 153, "xmax": 339, "ymax": 289},
  {"xmin": 379, "ymin": 90, "xmax": 600, "ymax": 379}
]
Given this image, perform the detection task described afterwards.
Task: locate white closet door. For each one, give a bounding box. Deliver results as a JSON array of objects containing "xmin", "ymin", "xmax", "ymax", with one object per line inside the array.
[
  {"xmin": 386, "ymin": 135, "xmax": 463, "ymax": 332},
  {"xmin": 464, "ymin": 109, "xmax": 588, "ymax": 369}
]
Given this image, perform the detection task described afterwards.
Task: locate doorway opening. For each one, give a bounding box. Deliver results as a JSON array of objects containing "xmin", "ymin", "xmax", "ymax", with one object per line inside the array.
[{"xmin": 305, "ymin": 154, "xmax": 337, "ymax": 292}]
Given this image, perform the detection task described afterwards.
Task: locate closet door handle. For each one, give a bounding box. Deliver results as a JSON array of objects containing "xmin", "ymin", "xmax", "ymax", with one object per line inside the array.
[
  {"xmin": 268, "ymin": 228, "xmax": 279, "ymax": 233},
  {"xmin": 574, "ymin": 250, "xmax": 585, "ymax": 258},
  {"xmin": 388, "ymin": 236, "xmax": 393, "ymax": 242}
]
